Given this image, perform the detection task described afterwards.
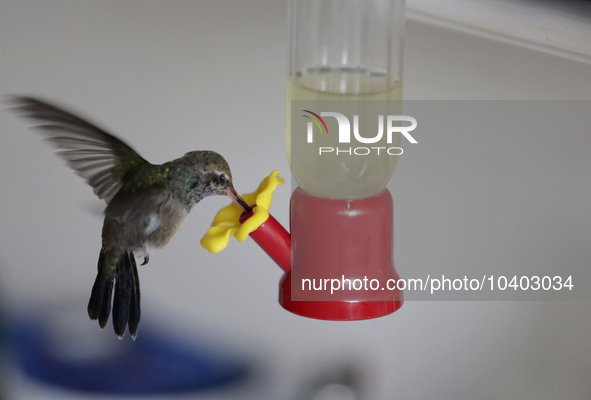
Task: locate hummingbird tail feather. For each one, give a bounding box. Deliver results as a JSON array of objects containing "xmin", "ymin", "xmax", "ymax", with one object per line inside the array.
[
  {"xmin": 112, "ymin": 252, "xmax": 133, "ymax": 339},
  {"xmin": 97, "ymin": 279, "xmax": 114, "ymax": 329},
  {"xmin": 88, "ymin": 249, "xmax": 142, "ymax": 339},
  {"xmin": 128, "ymin": 254, "xmax": 141, "ymax": 340},
  {"xmin": 87, "ymin": 251, "xmax": 115, "ymax": 329}
]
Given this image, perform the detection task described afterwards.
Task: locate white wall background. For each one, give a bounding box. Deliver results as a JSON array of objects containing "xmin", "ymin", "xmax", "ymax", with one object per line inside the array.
[
  {"xmin": 1, "ymin": 1, "xmax": 590, "ymax": 399},
  {"xmin": 408, "ymin": 0, "xmax": 591, "ymax": 63}
]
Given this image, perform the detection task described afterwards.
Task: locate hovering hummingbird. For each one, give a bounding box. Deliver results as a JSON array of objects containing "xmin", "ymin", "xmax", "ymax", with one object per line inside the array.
[{"xmin": 10, "ymin": 96, "xmax": 251, "ymax": 339}]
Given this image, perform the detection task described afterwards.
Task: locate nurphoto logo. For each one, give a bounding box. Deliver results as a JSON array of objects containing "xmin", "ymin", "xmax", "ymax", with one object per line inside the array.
[{"xmin": 302, "ymin": 111, "xmax": 417, "ymax": 156}]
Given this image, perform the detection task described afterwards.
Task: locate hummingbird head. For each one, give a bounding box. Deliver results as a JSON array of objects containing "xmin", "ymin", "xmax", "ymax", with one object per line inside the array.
[{"xmin": 183, "ymin": 151, "xmax": 251, "ymax": 212}]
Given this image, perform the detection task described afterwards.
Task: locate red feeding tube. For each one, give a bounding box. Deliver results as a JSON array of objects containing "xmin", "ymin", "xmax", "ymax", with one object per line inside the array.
[{"xmin": 239, "ymin": 209, "xmax": 291, "ymax": 273}]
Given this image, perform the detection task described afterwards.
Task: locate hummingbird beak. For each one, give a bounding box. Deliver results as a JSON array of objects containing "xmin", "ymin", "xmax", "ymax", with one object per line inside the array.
[{"xmin": 226, "ymin": 187, "xmax": 251, "ymax": 213}]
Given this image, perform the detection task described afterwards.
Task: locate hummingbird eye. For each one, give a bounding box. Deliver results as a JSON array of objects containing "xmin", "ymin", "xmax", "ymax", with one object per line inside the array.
[{"xmin": 218, "ymin": 174, "xmax": 226, "ymax": 185}]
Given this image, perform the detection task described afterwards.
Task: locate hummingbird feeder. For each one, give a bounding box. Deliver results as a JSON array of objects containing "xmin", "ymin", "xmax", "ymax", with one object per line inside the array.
[{"xmin": 202, "ymin": 0, "xmax": 405, "ymax": 321}]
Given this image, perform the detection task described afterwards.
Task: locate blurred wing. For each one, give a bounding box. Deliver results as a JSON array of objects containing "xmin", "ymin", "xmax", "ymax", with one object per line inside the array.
[{"xmin": 9, "ymin": 96, "xmax": 150, "ymax": 204}]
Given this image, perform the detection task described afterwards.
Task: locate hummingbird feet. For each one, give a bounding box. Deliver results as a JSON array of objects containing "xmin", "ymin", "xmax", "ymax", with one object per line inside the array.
[{"xmin": 141, "ymin": 255, "xmax": 149, "ymax": 266}]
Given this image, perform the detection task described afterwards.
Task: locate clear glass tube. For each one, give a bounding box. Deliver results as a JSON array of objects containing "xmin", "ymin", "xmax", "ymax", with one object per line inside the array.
[{"xmin": 286, "ymin": 0, "xmax": 405, "ymax": 199}]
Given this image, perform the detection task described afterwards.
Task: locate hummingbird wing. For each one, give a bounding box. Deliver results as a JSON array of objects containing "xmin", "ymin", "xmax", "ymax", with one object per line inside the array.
[
  {"xmin": 105, "ymin": 186, "xmax": 174, "ymax": 223},
  {"xmin": 9, "ymin": 96, "xmax": 150, "ymax": 204}
]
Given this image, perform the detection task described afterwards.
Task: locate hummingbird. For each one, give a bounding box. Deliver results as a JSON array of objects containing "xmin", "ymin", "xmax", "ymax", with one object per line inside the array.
[{"xmin": 9, "ymin": 96, "xmax": 251, "ymax": 339}]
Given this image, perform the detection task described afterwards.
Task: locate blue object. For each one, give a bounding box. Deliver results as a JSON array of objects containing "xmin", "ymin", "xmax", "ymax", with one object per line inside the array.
[{"xmin": 7, "ymin": 318, "xmax": 251, "ymax": 395}]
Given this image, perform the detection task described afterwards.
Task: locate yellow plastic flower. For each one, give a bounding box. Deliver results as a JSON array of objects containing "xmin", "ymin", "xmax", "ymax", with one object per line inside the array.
[{"xmin": 200, "ymin": 170, "xmax": 285, "ymax": 253}]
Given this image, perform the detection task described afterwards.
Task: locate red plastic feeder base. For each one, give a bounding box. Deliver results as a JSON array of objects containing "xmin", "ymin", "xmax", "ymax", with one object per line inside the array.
[
  {"xmin": 279, "ymin": 271, "xmax": 403, "ymax": 321},
  {"xmin": 283, "ymin": 188, "xmax": 404, "ymax": 321}
]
